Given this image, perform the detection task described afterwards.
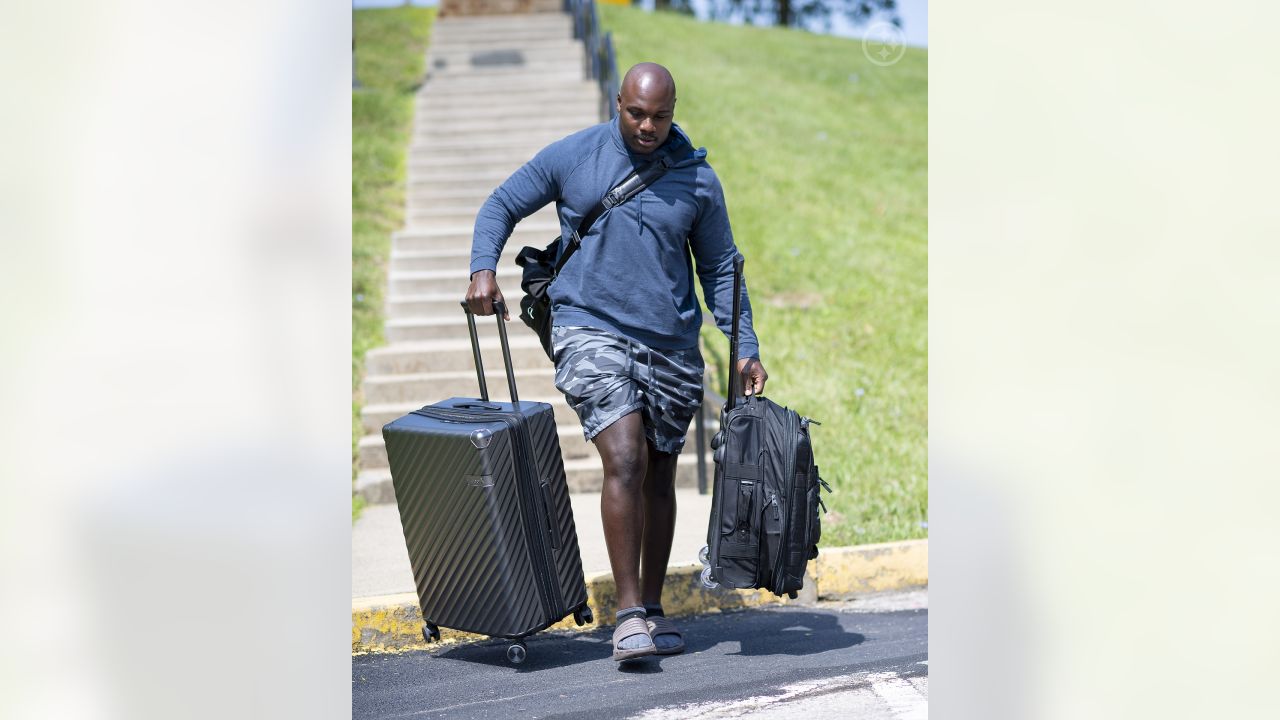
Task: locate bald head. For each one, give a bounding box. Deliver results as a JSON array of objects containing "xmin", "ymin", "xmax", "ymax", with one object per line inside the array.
[
  {"xmin": 616, "ymin": 63, "xmax": 677, "ymax": 154},
  {"xmin": 621, "ymin": 62, "xmax": 677, "ymax": 102}
]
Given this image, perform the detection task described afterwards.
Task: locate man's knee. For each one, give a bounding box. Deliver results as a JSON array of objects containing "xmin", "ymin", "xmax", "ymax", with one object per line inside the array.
[
  {"xmin": 595, "ymin": 414, "xmax": 648, "ymax": 486},
  {"xmin": 643, "ymin": 447, "xmax": 679, "ymax": 498}
]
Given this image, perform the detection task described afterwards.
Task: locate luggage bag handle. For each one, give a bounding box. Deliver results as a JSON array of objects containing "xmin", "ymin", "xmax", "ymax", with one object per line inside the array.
[
  {"xmin": 460, "ymin": 300, "xmax": 520, "ymax": 404},
  {"xmin": 726, "ymin": 253, "xmax": 745, "ymax": 412}
]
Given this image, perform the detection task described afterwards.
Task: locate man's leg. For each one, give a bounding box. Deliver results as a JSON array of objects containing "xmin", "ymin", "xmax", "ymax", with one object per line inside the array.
[
  {"xmin": 593, "ymin": 412, "xmax": 649, "ymax": 611},
  {"xmin": 639, "ymin": 443, "xmax": 679, "ymax": 606}
]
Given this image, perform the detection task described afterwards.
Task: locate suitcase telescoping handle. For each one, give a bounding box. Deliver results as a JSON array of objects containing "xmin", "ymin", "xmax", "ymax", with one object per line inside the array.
[
  {"xmin": 726, "ymin": 253, "xmax": 745, "ymax": 412},
  {"xmin": 460, "ymin": 300, "xmax": 520, "ymax": 404}
]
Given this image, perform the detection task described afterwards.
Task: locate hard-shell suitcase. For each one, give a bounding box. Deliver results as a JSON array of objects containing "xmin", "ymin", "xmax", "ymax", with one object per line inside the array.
[{"xmin": 382, "ymin": 302, "xmax": 592, "ymax": 664}]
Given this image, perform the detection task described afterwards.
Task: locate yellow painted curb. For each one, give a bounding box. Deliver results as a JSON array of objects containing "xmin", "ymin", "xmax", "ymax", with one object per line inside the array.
[
  {"xmin": 812, "ymin": 539, "xmax": 929, "ymax": 598},
  {"xmin": 352, "ymin": 539, "xmax": 927, "ymax": 655}
]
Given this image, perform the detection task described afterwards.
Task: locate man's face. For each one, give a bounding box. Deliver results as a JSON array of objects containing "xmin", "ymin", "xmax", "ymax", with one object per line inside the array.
[{"xmin": 616, "ymin": 81, "xmax": 675, "ymax": 154}]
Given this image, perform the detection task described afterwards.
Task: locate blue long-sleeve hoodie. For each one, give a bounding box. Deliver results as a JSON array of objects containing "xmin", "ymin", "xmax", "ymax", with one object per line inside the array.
[{"xmin": 470, "ymin": 117, "xmax": 760, "ymax": 360}]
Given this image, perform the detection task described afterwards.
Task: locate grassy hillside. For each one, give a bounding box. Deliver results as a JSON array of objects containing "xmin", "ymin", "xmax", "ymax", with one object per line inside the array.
[
  {"xmin": 353, "ymin": 6, "xmax": 435, "ymax": 520},
  {"xmin": 601, "ymin": 6, "xmax": 928, "ymax": 545}
]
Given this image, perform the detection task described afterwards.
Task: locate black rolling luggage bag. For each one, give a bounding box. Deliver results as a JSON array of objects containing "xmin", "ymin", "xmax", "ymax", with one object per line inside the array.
[
  {"xmin": 382, "ymin": 302, "xmax": 592, "ymax": 664},
  {"xmin": 700, "ymin": 256, "xmax": 831, "ymax": 598}
]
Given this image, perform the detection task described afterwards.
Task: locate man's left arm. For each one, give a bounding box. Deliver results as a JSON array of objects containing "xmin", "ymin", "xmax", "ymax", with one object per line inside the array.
[{"xmin": 689, "ymin": 171, "xmax": 769, "ymax": 396}]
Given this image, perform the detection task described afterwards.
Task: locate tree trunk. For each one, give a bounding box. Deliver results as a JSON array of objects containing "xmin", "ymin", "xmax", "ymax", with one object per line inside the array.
[{"xmin": 778, "ymin": 0, "xmax": 793, "ymax": 26}]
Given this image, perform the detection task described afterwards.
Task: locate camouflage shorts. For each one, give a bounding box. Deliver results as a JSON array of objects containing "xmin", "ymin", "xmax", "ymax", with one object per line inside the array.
[{"xmin": 551, "ymin": 325, "xmax": 705, "ymax": 454}]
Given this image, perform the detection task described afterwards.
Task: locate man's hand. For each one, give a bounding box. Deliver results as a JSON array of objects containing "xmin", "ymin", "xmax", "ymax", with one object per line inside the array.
[
  {"xmin": 736, "ymin": 357, "xmax": 769, "ymax": 397},
  {"xmin": 465, "ymin": 269, "xmax": 509, "ymax": 320}
]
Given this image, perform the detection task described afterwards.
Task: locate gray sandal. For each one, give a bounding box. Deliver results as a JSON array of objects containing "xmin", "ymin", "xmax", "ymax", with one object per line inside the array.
[
  {"xmin": 647, "ymin": 615, "xmax": 685, "ymax": 655},
  {"xmin": 612, "ymin": 616, "xmax": 657, "ymax": 661}
]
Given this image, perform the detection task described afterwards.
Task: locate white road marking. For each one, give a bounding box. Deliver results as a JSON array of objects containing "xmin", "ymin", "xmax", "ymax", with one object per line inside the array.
[
  {"xmin": 868, "ymin": 672, "xmax": 928, "ymax": 719},
  {"xmin": 631, "ymin": 670, "xmax": 928, "ymax": 720}
]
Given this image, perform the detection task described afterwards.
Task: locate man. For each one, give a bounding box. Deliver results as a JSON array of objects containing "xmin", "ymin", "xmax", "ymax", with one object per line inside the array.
[{"xmin": 465, "ymin": 63, "xmax": 768, "ymax": 662}]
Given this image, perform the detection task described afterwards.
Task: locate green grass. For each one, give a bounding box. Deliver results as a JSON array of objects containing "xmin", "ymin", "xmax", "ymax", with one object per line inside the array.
[
  {"xmin": 353, "ymin": 7, "xmax": 435, "ymax": 521},
  {"xmin": 601, "ymin": 6, "xmax": 927, "ymax": 545}
]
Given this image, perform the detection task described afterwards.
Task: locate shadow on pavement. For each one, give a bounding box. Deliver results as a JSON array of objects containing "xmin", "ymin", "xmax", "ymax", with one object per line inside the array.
[
  {"xmin": 431, "ymin": 605, "xmax": 865, "ymax": 672},
  {"xmin": 434, "ymin": 631, "xmax": 609, "ymax": 672},
  {"xmin": 682, "ymin": 608, "xmax": 866, "ymax": 657}
]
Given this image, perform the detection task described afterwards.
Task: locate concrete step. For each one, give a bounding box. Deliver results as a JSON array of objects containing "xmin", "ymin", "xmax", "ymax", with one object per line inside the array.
[
  {"xmin": 356, "ymin": 449, "xmax": 714, "ymax": 504},
  {"xmin": 415, "ymin": 107, "xmax": 599, "ymax": 129},
  {"xmin": 427, "ymin": 41, "xmax": 583, "ymax": 65},
  {"xmin": 387, "ymin": 264, "xmax": 520, "ymax": 296},
  {"xmin": 406, "ymin": 151, "xmax": 543, "ymax": 171},
  {"xmin": 405, "ymin": 189, "xmax": 516, "ymax": 207},
  {"xmin": 427, "ymin": 35, "xmax": 580, "ymax": 52},
  {"xmin": 387, "ymin": 284, "xmax": 555, "ymax": 320},
  {"xmin": 389, "ymin": 245, "xmax": 525, "ymax": 273},
  {"xmin": 391, "ymin": 222, "xmax": 557, "ymax": 252},
  {"xmin": 402, "ymin": 185, "xmax": 519, "ymax": 204},
  {"xmin": 409, "ymin": 131, "xmax": 572, "ymax": 154},
  {"xmin": 429, "ymin": 26, "xmax": 574, "ymax": 46},
  {"xmin": 405, "ymin": 194, "xmax": 501, "ymax": 213},
  {"xmin": 362, "ymin": 367, "xmax": 559, "ymax": 406},
  {"xmin": 388, "ymin": 293, "xmax": 478, "ymax": 319},
  {"xmin": 433, "ymin": 14, "xmax": 572, "ymax": 35},
  {"xmin": 426, "ymin": 45, "xmax": 583, "ymax": 69},
  {"xmin": 412, "ymin": 114, "xmax": 597, "ymax": 139},
  {"xmin": 364, "ymin": 334, "xmax": 551, "ymax": 375},
  {"xmin": 404, "ymin": 178, "xmax": 519, "ymax": 197},
  {"xmin": 425, "ymin": 63, "xmax": 585, "ymax": 86},
  {"xmin": 405, "ymin": 157, "xmax": 539, "ymax": 179},
  {"xmin": 407, "ymin": 155, "xmax": 537, "ymax": 174},
  {"xmin": 416, "ymin": 79, "xmax": 596, "ymax": 102},
  {"xmin": 431, "ymin": 27, "xmax": 573, "ymax": 45},
  {"xmin": 406, "ymin": 168, "xmax": 512, "ymax": 192},
  {"xmin": 404, "ymin": 205, "xmax": 557, "ymax": 228},
  {"xmin": 387, "ymin": 311, "xmax": 549, "ymax": 343},
  {"xmin": 415, "ymin": 89, "xmax": 598, "ymax": 115},
  {"xmin": 425, "ymin": 68, "xmax": 586, "ymax": 89}
]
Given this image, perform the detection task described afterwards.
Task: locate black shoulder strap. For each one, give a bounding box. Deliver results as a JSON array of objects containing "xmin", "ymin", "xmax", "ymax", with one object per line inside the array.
[{"xmin": 552, "ymin": 153, "xmax": 674, "ymax": 274}]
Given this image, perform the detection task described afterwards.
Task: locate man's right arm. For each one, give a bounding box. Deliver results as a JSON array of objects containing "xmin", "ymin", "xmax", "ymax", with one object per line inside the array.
[{"xmin": 467, "ymin": 148, "xmax": 563, "ymax": 317}]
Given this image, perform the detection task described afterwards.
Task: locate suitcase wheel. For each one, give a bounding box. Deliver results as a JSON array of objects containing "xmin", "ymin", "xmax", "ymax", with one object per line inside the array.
[
  {"xmin": 698, "ymin": 544, "xmax": 710, "ymax": 566},
  {"xmin": 788, "ymin": 590, "xmax": 798, "ymax": 600},
  {"xmin": 506, "ymin": 641, "xmax": 527, "ymax": 665},
  {"xmin": 573, "ymin": 606, "xmax": 594, "ymax": 626},
  {"xmin": 700, "ymin": 566, "xmax": 719, "ymax": 590},
  {"xmin": 422, "ymin": 622, "xmax": 441, "ymax": 644}
]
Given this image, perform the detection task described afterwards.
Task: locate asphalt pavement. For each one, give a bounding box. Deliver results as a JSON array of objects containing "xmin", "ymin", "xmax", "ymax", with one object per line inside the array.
[{"xmin": 352, "ymin": 591, "xmax": 928, "ymax": 719}]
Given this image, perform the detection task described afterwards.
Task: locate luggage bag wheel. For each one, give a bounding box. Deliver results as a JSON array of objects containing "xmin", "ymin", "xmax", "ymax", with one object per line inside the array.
[
  {"xmin": 700, "ymin": 565, "xmax": 719, "ymax": 590},
  {"xmin": 573, "ymin": 605, "xmax": 594, "ymax": 626},
  {"xmin": 422, "ymin": 622, "xmax": 441, "ymax": 644},
  {"xmin": 698, "ymin": 544, "xmax": 710, "ymax": 565},
  {"xmin": 506, "ymin": 641, "xmax": 527, "ymax": 665}
]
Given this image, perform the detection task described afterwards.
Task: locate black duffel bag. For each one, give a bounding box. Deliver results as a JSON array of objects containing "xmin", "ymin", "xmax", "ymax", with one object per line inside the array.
[{"xmin": 514, "ymin": 239, "xmax": 560, "ymax": 357}]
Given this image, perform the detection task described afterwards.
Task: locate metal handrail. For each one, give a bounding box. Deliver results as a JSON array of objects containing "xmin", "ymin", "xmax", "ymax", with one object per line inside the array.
[{"xmin": 565, "ymin": 0, "xmax": 621, "ymax": 120}]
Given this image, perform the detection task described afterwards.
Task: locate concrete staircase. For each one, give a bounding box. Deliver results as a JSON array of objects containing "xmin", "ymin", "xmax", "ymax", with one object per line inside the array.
[{"xmin": 355, "ymin": 11, "xmax": 714, "ymax": 505}]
